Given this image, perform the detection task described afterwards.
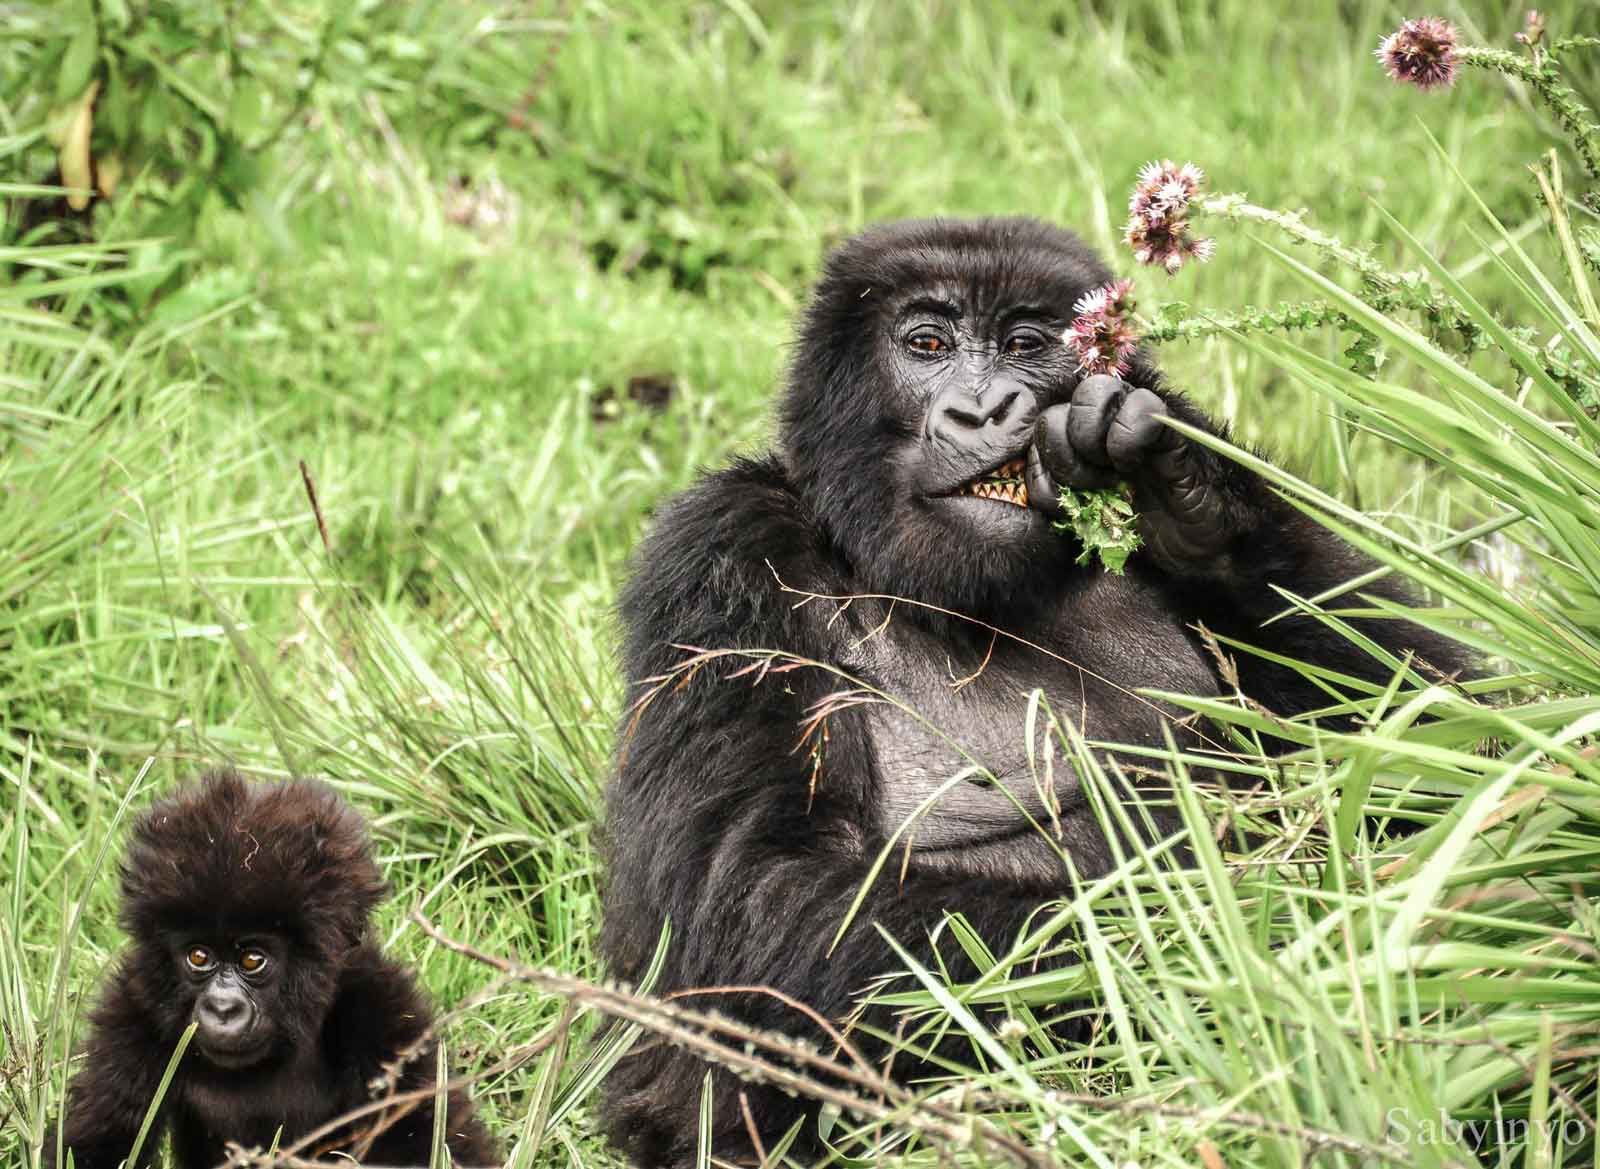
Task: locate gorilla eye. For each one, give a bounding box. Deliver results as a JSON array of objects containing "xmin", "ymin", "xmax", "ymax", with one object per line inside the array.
[
  {"xmin": 185, "ymin": 946, "xmax": 215, "ymax": 972},
  {"xmin": 238, "ymin": 949, "xmax": 269, "ymax": 975},
  {"xmin": 907, "ymin": 332, "xmax": 948, "ymax": 354},
  {"xmin": 1005, "ymin": 332, "xmax": 1046, "ymax": 355}
]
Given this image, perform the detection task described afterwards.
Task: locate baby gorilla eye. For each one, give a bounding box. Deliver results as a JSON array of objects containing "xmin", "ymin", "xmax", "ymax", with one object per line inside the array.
[
  {"xmin": 238, "ymin": 948, "xmax": 269, "ymax": 974},
  {"xmin": 907, "ymin": 332, "xmax": 947, "ymax": 353},
  {"xmin": 1004, "ymin": 332, "xmax": 1046, "ymax": 355},
  {"xmin": 186, "ymin": 946, "xmax": 215, "ymax": 971}
]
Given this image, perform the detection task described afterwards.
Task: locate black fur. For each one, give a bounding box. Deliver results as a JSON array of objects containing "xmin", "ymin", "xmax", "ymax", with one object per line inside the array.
[
  {"xmin": 47, "ymin": 770, "xmax": 498, "ymax": 1169},
  {"xmin": 600, "ymin": 218, "xmax": 1466, "ymax": 1166}
]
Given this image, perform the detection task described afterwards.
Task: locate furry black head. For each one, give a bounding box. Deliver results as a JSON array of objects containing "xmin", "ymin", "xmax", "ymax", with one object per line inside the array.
[
  {"xmin": 120, "ymin": 770, "xmax": 385, "ymax": 946},
  {"xmin": 117, "ymin": 770, "xmax": 386, "ymax": 1042},
  {"xmin": 778, "ymin": 217, "xmax": 1143, "ymax": 615}
]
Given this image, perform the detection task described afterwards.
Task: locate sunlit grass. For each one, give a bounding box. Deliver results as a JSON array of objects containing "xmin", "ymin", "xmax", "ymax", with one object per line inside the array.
[{"xmin": 4, "ymin": 1, "xmax": 1599, "ymax": 1165}]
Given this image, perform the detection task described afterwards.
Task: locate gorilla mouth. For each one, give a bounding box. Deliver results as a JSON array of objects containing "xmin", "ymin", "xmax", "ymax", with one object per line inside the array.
[
  {"xmin": 198, "ymin": 1039, "xmax": 272, "ymax": 1069},
  {"xmin": 954, "ymin": 456, "xmax": 1029, "ymax": 508}
]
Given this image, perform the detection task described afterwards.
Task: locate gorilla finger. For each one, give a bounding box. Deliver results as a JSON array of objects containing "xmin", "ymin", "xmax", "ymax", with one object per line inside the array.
[
  {"xmin": 1025, "ymin": 443, "xmax": 1060, "ymax": 513},
  {"xmin": 1035, "ymin": 405, "xmax": 1116, "ymax": 491},
  {"xmin": 1105, "ymin": 388, "xmax": 1172, "ymax": 472},
  {"xmin": 1067, "ymin": 375, "xmax": 1126, "ymax": 465}
]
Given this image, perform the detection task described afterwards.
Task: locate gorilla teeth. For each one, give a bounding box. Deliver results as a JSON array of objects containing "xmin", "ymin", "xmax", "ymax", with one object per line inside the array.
[
  {"xmin": 956, "ymin": 457, "xmax": 1030, "ymax": 507},
  {"xmin": 960, "ymin": 477, "xmax": 1030, "ymax": 508}
]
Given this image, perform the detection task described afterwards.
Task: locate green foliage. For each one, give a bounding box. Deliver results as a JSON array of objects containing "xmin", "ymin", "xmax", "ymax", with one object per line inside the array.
[
  {"xmin": 5, "ymin": 2, "xmax": 1600, "ymax": 1167},
  {"xmin": 2, "ymin": 1, "xmax": 499, "ymax": 308},
  {"xmin": 1054, "ymin": 486, "xmax": 1141, "ymax": 574}
]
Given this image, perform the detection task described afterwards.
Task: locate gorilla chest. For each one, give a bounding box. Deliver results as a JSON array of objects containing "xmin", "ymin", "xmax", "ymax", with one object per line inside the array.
[
  {"xmin": 842, "ymin": 577, "xmax": 1219, "ymax": 845},
  {"xmin": 181, "ymin": 1054, "xmax": 337, "ymax": 1151}
]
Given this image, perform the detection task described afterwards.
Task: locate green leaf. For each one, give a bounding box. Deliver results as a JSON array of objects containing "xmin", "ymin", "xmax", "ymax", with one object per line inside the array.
[
  {"xmin": 1055, "ymin": 485, "xmax": 1141, "ymax": 573},
  {"xmin": 228, "ymin": 76, "xmax": 268, "ymax": 141},
  {"xmin": 55, "ymin": 20, "xmax": 99, "ymax": 106}
]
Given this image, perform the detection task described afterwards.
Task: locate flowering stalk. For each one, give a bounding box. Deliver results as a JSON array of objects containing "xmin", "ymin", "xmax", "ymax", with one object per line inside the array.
[
  {"xmin": 1373, "ymin": 15, "xmax": 1600, "ymax": 189},
  {"xmin": 1186, "ymin": 192, "xmax": 1486, "ymax": 352},
  {"xmin": 1117, "ymin": 18, "xmax": 1600, "ymax": 412},
  {"xmin": 1064, "ymin": 279, "xmax": 1140, "ymax": 375},
  {"xmin": 1056, "ymin": 280, "xmax": 1146, "ymax": 572},
  {"xmin": 1138, "ymin": 298, "xmax": 1348, "ymax": 345},
  {"xmin": 1454, "ymin": 45, "xmax": 1600, "ymax": 187},
  {"xmin": 1133, "ymin": 178, "xmax": 1596, "ymax": 400}
]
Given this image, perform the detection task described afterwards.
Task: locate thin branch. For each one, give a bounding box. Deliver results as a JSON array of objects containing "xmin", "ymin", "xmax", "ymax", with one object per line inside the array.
[{"xmin": 297, "ymin": 458, "xmax": 331, "ymax": 555}]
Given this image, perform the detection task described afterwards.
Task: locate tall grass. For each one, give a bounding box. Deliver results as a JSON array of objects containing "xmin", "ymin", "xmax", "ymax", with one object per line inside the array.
[{"xmin": 4, "ymin": 2, "xmax": 1600, "ymax": 1166}]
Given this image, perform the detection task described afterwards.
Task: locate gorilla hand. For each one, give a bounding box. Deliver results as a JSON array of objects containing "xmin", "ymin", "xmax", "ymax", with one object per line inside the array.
[{"xmin": 1025, "ymin": 374, "xmax": 1231, "ymax": 573}]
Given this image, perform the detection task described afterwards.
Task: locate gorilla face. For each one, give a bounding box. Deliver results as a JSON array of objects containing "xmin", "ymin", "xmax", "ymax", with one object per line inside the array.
[
  {"xmin": 176, "ymin": 933, "xmax": 288, "ymax": 1069},
  {"xmin": 780, "ymin": 218, "xmax": 1125, "ymax": 613},
  {"xmin": 889, "ymin": 286, "xmax": 1067, "ymax": 529}
]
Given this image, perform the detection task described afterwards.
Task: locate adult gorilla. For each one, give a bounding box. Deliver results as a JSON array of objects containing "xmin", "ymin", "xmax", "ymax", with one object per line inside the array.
[{"xmin": 601, "ymin": 218, "xmax": 1460, "ymax": 1166}]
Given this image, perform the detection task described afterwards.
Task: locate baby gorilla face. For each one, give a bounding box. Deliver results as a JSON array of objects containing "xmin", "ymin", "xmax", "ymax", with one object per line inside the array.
[{"xmin": 176, "ymin": 934, "xmax": 286, "ymax": 1069}]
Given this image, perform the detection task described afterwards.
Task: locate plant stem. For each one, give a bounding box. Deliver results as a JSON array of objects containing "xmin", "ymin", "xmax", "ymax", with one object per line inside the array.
[
  {"xmin": 1140, "ymin": 298, "xmax": 1348, "ymax": 345},
  {"xmin": 1193, "ymin": 193, "xmax": 1484, "ymax": 347},
  {"xmin": 1458, "ymin": 46, "xmax": 1600, "ymax": 186}
]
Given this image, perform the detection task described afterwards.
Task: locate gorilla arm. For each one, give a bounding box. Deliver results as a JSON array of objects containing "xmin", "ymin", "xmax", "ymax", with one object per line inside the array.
[
  {"xmin": 322, "ymin": 948, "xmax": 499, "ymax": 1167},
  {"xmin": 1029, "ymin": 373, "xmax": 1467, "ymax": 715},
  {"xmin": 603, "ymin": 458, "xmax": 1073, "ymax": 1164},
  {"xmin": 45, "ymin": 968, "xmax": 170, "ymax": 1169}
]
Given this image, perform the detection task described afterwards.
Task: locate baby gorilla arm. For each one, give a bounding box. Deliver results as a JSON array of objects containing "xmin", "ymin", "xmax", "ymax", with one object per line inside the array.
[
  {"xmin": 45, "ymin": 979, "xmax": 169, "ymax": 1169},
  {"xmin": 1029, "ymin": 374, "xmax": 1465, "ymax": 709}
]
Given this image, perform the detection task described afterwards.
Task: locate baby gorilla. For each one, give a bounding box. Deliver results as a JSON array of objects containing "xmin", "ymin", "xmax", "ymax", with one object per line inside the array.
[{"xmin": 47, "ymin": 770, "xmax": 496, "ymax": 1168}]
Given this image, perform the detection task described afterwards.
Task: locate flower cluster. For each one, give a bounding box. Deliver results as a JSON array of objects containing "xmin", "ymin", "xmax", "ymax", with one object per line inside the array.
[
  {"xmin": 1064, "ymin": 278, "xmax": 1140, "ymax": 376},
  {"xmin": 1514, "ymin": 10, "xmax": 1544, "ymax": 50},
  {"xmin": 1376, "ymin": 17, "xmax": 1460, "ymax": 90},
  {"xmin": 1124, "ymin": 160, "xmax": 1215, "ymax": 275}
]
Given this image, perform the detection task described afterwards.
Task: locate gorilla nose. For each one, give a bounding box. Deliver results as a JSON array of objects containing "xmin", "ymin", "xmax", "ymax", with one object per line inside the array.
[
  {"xmin": 928, "ymin": 379, "xmax": 1036, "ymax": 446},
  {"xmin": 197, "ymin": 986, "xmax": 254, "ymax": 1038}
]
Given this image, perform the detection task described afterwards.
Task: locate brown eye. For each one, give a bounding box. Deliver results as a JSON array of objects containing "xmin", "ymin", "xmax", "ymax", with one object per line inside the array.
[
  {"xmin": 908, "ymin": 333, "xmax": 946, "ymax": 353},
  {"xmin": 186, "ymin": 947, "xmax": 214, "ymax": 971},
  {"xmin": 1006, "ymin": 333, "xmax": 1044, "ymax": 354},
  {"xmin": 239, "ymin": 949, "xmax": 268, "ymax": 974}
]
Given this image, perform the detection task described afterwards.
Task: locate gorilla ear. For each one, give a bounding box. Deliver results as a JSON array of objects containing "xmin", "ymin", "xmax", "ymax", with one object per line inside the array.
[{"xmin": 328, "ymin": 848, "xmax": 388, "ymax": 950}]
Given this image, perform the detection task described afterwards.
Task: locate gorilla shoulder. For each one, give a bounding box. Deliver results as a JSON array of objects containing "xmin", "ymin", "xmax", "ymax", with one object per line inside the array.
[{"xmin": 619, "ymin": 454, "xmax": 838, "ymax": 675}]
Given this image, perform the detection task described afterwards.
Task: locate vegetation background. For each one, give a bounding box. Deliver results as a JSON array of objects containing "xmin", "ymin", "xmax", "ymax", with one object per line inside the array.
[{"xmin": 5, "ymin": 1, "xmax": 1600, "ymax": 1166}]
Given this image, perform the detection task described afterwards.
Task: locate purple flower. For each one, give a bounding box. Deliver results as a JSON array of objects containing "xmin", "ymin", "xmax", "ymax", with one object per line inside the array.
[
  {"xmin": 1124, "ymin": 159, "xmax": 1215, "ymax": 275},
  {"xmin": 1515, "ymin": 10, "xmax": 1545, "ymax": 50},
  {"xmin": 1065, "ymin": 279, "xmax": 1140, "ymax": 376},
  {"xmin": 1376, "ymin": 17, "xmax": 1460, "ymax": 90},
  {"xmin": 1125, "ymin": 217, "xmax": 1216, "ymax": 276},
  {"xmin": 1129, "ymin": 160, "xmax": 1205, "ymax": 223}
]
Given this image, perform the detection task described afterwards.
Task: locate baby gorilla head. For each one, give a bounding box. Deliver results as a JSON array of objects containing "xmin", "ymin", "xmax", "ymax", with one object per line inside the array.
[
  {"xmin": 118, "ymin": 771, "xmax": 386, "ymax": 1071},
  {"xmin": 780, "ymin": 217, "xmax": 1154, "ymax": 614}
]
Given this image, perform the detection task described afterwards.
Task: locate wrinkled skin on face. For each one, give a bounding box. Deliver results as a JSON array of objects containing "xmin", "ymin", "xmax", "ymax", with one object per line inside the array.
[
  {"xmin": 891, "ymin": 286, "xmax": 1069, "ymax": 516},
  {"xmin": 174, "ymin": 934, "xmax": 287, "ymax": 1069},
  {"xmin": 891, "ymin": 291, "xmax": 1234, "ymax": 571}
]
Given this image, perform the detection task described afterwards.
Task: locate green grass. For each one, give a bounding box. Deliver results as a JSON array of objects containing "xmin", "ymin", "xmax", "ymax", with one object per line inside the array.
[{"xmin": 4, "ymin": 1, "xmax": 1600, "ymax": 1165}]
